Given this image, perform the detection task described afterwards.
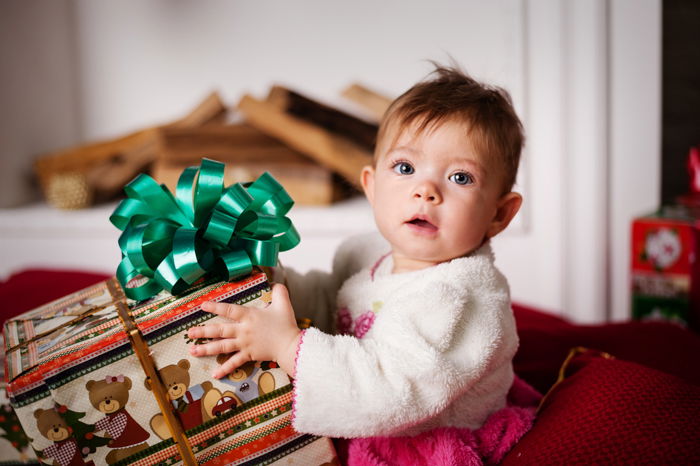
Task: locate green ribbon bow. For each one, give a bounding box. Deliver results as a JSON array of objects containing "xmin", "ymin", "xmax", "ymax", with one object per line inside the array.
[{"xmin": 110, "ymin": 158, "xmax": 300, "ymax": 301}]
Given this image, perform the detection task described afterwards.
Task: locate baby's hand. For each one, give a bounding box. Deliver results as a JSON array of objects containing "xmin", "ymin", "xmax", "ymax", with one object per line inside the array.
[{"xmin": 187, "ymin": 284, "xmax": 301, "ymax": 379}]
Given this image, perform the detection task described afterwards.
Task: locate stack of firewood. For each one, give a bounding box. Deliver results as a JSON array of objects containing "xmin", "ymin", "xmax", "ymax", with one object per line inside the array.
[{"xmin": 34, "ymin": 84, "xmax": 392, "ymax": 209}]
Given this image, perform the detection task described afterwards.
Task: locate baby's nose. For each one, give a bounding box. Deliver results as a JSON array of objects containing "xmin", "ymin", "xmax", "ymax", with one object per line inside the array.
[{"xmin": 413, "ymin": 182, "xmax": 441, "ymax": 203}]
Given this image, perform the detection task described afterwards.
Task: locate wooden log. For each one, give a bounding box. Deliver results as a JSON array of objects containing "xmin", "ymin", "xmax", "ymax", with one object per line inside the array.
[
  {"xmin": 152, "ymin": 160, "xmax": 350, "ymax": 206},
  {"xmin": 340, "ymin": 83, "xmax": 393, "ymax": 122},
  {"xmin": 156, "ymin": 124, "xmax": 303, "ymax": 165},
  {"xmin": 39, "ymin": 129, "xmax": 158, "ymax": 208},
  {"xmin": 171, "ymin": 91, "xmax": 228, "ymax": 128},
  {"xmin": 86, "ymin": 136, "xmax": 157, "ymax": 201},
  {"xmin": 154, "ymin": 123, "xmax": 355, "ymax": 205},
  {"xmin": 237, "ymin": 94, "xmax": 373, "ymax": 190},
  {"xmin": 265, "ymin": 86, "xmax": 378, "ymax": 152},
  {"xmin": 35, "ymin": 128, "xmax": 157, "ymax": 191},
  {"xmin": 35, "ymin": 92, "xmax": 226, "ymax": 187},
  {"xmin": 34, "ymin": 91, "xmax": 227, "ymax": 208}
]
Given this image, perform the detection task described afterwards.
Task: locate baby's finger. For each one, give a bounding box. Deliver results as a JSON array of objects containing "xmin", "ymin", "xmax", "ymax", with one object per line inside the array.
[
  {"xmin": 271, "ymin": 282, "xmax": 291, "ymax": 302},
  {"xmin": 213, "ymin": 351, "xmax": 251, "ymax": 379},
  {"xmin": 201, "ymin": 301, "xmax": 246, "ymax": 321},
  {"xmin": 187, "ymin": 323, "xmax": 236, "ymax": 340},
  {"xmin": 189, "ymin": 338, "xmax": 238, "ymax": 357}
]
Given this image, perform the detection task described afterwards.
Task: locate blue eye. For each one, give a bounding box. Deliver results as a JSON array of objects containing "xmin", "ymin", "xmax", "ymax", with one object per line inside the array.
[
  {"xmin": 392, "ymin": 162, "xmax": 415, "ymax": 175},
  {"xmin": 449, "ymin": 172, "xmax": 473, "ymax": 185}
]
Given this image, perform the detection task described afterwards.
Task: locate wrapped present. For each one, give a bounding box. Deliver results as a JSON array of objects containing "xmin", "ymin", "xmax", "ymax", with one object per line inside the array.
[
  {"xmin": 631, "ymin": 205, "xmax": 700, "ymax": 330},
  {"xmin": 2, "ymin": 160, "xmax": 338, "ymax": 465}
]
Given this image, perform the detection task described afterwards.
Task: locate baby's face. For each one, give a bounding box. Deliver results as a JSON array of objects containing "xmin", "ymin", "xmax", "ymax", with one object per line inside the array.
[{"xmin": 363, "ymin": 119, "xmax": 514, "ymax": 271}]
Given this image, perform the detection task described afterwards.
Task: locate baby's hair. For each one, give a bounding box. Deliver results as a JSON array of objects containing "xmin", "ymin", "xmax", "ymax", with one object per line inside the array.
[{"xmin": 376, "ymin": 63, "xmax": 524, "ymax": 193}]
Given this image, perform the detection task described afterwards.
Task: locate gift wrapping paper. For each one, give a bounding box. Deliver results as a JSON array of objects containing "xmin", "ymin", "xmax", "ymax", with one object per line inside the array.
[
  {"xmin": 3, "ymin": 272, "xmax": 336, "ymax": 465},
  {"xmin": 0, "ymin": 333, "xmax": 38, "ymax": 465}
]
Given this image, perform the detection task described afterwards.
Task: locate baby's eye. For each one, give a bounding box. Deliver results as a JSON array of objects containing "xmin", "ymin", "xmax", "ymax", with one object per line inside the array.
[
  {"xmin": 449, "ymin": 172, "xmax": 474, "ymax": 185},
  {"xmin": 392, "ymin": 162, "xmax": 415, "ymax": 175}
]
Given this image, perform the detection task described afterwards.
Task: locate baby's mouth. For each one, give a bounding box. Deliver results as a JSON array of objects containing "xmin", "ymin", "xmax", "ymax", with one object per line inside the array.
[{"xmin": 406, "ymin": 216, "xmax": 438, "ymax": 232}]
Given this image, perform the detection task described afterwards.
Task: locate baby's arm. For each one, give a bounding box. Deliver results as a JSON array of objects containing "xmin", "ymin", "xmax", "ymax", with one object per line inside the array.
[
  {"xmin": 189, "ymin": 233, "xmax": 386, "ymax": 377},
  {"xmin": 292, "ymin": 282, "xmax": 517, "ymax": 438},
  {"xmin": 187, "ymin": 284, "xmax": 301, "ymax": 378}
]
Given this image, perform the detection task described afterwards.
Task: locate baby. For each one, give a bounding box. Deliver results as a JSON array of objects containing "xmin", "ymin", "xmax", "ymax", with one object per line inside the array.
[{"xmin": 188, "ymin": 64, "xmax": 531, "ymax": 463}]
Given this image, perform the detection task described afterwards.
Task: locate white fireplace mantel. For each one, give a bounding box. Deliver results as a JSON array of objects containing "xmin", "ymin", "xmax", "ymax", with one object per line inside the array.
[{"xmin": 0, "ymin": 196, "xmax": 375, "ymax": 280}]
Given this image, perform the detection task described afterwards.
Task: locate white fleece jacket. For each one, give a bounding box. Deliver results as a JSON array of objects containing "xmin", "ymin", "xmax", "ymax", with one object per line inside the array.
[{"xmin": 286, "ymin": 233, "xmax": 518, "ymax": 438}]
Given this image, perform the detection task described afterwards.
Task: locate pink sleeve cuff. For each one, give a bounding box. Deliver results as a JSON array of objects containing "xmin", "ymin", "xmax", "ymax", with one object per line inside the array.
[{"xmin": 290, "ymin": 329, "xmax": 307, "ymax": 429}]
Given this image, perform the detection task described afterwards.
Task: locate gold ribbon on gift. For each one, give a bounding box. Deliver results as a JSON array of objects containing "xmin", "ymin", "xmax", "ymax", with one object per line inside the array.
[
  {"xmin": 6, "ymin": 277, "xmax": 198, "ymax": 463},
  {"xmin": 6, "ymin": 302, "xmax": 114, "ymax": 354},
  {"xmin": 107, "ymin": 280, "xmax": 197, "ymax": 465},
  {"xmin": 5, "ymin": 277, "xmax": 130, "ymax": 357}
]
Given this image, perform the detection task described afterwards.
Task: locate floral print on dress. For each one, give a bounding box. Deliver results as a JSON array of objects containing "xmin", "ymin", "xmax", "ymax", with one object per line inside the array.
[
  {"xmin": 353, "ymin": 311, "xmax": 376, "ymax": 338},
  {"xmin": 337, "ymin": 301, "xmax": 383, "ymax": 338},
  {"xmin": 336, "ymin": 307, "xmax": 353, "ymax": 335}
]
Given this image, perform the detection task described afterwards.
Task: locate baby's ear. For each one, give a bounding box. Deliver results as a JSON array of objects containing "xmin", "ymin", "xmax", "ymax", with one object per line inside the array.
[
  {"xmin": 487, "ymin": 192, "xmax": 522, "ymax": 239},
  {"xmin": 360, "ymin": 165, "xmax": 375, "ymax": 206}
]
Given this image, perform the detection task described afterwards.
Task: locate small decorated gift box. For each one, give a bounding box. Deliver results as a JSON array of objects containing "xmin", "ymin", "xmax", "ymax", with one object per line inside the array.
[
  {"xmin": 2, "ymin": 160, "xmax": 337, "ymax": 465},
  {"xmin": 631, "ymin": 205, "xmax": 700, "ymax": 330}
]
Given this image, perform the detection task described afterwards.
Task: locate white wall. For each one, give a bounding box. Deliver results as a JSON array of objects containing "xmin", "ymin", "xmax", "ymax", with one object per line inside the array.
[
  {"xmin": 609, "ymin": 0, "xmax": 662, "ymax": 321},
  {"xmin": 71, "ymin": 0, "xmax": 526, "ymax": 141},
  {"xmin": 496, "ymin": 0, "xmax": 661, "ymax": 322},
  {"xmin": 0, "ymin": 0, "xmax": 662, "ymax": 323},
  {"xmin": 0, "ymin": 0, "xmax": 80, "ymax": 207}
]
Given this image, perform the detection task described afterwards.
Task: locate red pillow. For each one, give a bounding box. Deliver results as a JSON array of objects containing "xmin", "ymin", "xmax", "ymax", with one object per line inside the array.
[
  {"xmin": 0, "ymin": 268, "xmax": 110, "ymax": 324},
  {"xmin": 501, "ymin": 349, "xmax": 700, "ymax": 464},
  {"xmin": 512, "ymin": 304, "xmax": 700, "ymax": 392}
]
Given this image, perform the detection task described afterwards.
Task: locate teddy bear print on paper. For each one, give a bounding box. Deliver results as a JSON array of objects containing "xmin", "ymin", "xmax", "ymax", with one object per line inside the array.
[
  {"xmin": 145, "ymin": 359, "xmax": 220, "ymax": 440},
  {"xmin": 85, "ymin": 375, "xmax": 150, "ymax": 465},
  {"xmin": 33, "ymin": 407, "xmax": 95, "ymax": 466},
  {"xmin": 215, "ymin": 356, "xmax": 277, "ymax": 405}
]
